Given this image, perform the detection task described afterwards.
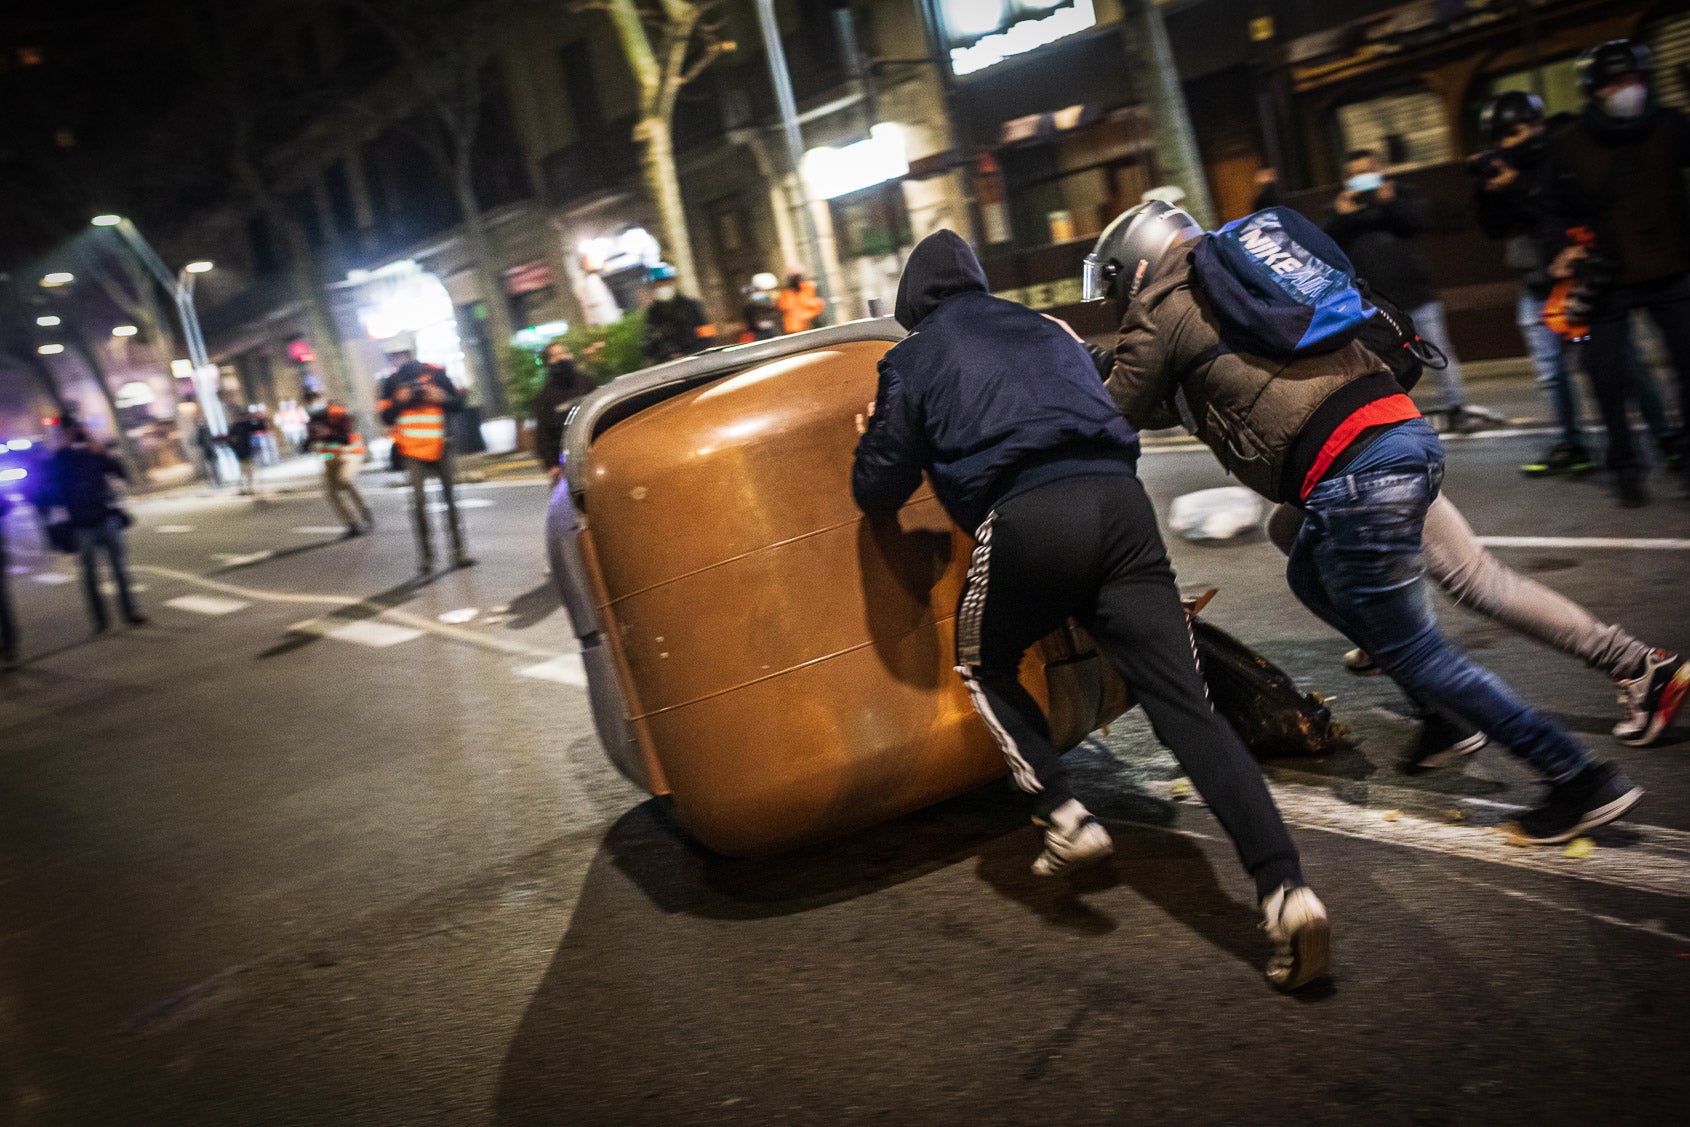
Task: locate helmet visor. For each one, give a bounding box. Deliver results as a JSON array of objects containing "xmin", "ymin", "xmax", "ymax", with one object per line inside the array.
[{"xmin": 1081, "ymin": 254, "xmax": 1110, "ymax": 303}]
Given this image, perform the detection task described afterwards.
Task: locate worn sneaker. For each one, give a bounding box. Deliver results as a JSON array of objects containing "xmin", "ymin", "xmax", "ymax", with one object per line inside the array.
[
  {"xmin": 1343, "ymin": 648, "xmax": 1381, "ymax": 676},
  {"xmin": 1513, "ymin": 763, "xmax": 1644, "ymax": 845},
  {"xmin": 1261, "ymin": 882, "xmax": 1331, "ymax": 991},
  {"xmin": 1520, "ymin": 441, "xmax": 1595, "ymax": 478},
  {"xmin": 1443, "ymin": 406, "xmax": 1488, "ymax": 436},
  {"xmin": 1612, "ymin": 650, "xmax": 1689, "ymax": 747},
  {"xmin": 1031, "ymin": 804, "xmax": 1114, "ymax": 878},
  {"xmin": 1406, "ymin": 714, "xmax": 1487, "ymax": 772}
]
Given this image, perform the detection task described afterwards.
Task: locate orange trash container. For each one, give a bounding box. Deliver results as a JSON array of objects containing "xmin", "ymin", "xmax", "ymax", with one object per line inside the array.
[{"xmin": 548, "ymin": 323, "xmax": 1131, "ymax": 855}]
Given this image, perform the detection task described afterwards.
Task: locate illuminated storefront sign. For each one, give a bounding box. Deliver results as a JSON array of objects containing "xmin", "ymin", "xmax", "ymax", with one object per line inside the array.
[
  {"xmin": 942, "ymin": 0, "xmax": 1097, "ymax": 77},
  {"xmin": 347, "ymin": 259, "xmax": 469, "ymax": 383},
  {"xmin": 801, "ymin": 123, "xmax": 910, "ymax": 201}
]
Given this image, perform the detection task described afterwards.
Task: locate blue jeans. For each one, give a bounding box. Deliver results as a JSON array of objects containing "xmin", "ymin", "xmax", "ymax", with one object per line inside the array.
[
  {"xmin": 1286, "ymin": 418, "xmax": 1593, "ymax": 783},
  {"xmin": 75, "ymin": 516, "xmax": 139, "ymax": 630},
  {"xmin": 1517, "ymin": 290, "xmax": 1580, "ymax": 445}
]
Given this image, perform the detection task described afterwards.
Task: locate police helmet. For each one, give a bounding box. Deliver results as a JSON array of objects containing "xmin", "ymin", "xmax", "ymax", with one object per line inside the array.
[
  {"xmin": 1082, "ymin": 201, "xmax": 1204, "ymax": 304},
  {"xmin": 1578, "ymin": 39, "xmax": 1652, "ymax": 93},
  {"xmin": 1480, "ymin": 90, "xmax": 1544, "ymax": 143}
]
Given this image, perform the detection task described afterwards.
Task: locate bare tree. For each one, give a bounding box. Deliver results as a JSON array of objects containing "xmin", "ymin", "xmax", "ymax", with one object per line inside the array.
[
  {"xmin": 573, "ymin": 0, "xmax": 735, "ymax": 298},
  {"xmin": 340, "ymin": 0, "xmax": 529, "ymax": 412},
  {"xmin": 193, "ymin": 0, "xmax": 361, "ymax": 413}
]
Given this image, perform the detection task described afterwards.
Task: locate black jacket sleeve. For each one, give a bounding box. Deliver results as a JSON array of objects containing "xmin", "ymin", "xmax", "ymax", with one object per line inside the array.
[
  {"xmin": 851, "ymin": 361, "xmax": 927, "ymax": 514},
  {"xmin": 378, "ymin": 374, "xmax": 400, "ymax": 426},
  {"xmin": 1473, "ymin": 177, "xmax": 1527, "ymax": 241}
]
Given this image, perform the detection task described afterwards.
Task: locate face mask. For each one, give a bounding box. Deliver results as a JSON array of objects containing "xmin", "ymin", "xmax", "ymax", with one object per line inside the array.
[
  {"xmin": 1345, "ymin": 171, "xmax": 1384, "ymax": 193},
  {"xmin": 547, "ymin": 359, "xmax": 576, "ymax": 378},
  {"xmin": 1602, "ymin": 84, "xmax": 1648, "ymax": 120},
  {"xmin": 653, "ymin": 286, "xmax": 676, "ymax": 301}
]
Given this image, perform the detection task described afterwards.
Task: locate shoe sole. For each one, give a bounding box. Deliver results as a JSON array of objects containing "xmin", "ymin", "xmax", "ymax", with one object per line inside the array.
[
  {"xmin": 1031, "ymin": 838, "xmax": 1114, "ymax": 878},
  {"xmin": 1514, "ymin": 785, "xmax": 1645, "ymax": 845},
  {"xmin": 1413, "ymin": 732, "xmax": 1488, "ymax": 770},
  {"xmin": 1271, "ymin": 916, "xmax": 1331, "ymax": 992},
  {"xmin": 1618, "ymin": 667, "xmax": 1690, "ymax": 748}
]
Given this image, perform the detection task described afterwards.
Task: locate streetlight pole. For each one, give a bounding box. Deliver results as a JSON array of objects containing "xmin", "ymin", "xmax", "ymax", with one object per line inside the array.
[
  {"xmin": 90, "ymin": 215, "xmax": 225, "ymax": 437},
  {"xmin": 753, "ymin": 0, "xmax": 836, "ymax": 322}
]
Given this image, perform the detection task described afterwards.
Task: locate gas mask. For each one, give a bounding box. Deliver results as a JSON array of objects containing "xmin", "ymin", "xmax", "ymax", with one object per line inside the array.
[{"xmin": 1602, "ymin": 84, "xmax": 1649, "ymax": 120}]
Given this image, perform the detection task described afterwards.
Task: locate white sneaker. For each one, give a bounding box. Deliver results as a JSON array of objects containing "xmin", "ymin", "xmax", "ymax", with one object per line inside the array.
[
  {"xmin": 1261, "ymin": 882, "xmax": 1331, "ymax": 991},
  {"xmin": 1031, "ymin": 804, "xmax": 1114, "ymax": 878}
]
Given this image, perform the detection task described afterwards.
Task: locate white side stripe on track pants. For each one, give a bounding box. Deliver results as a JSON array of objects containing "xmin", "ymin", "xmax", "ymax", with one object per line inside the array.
[{"xmin": 953, "ymin": 512, "xmax": 1042, "ymax": 795}]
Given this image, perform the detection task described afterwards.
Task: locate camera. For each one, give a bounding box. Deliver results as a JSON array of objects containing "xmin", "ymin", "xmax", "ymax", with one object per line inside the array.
[
  {"xmin": 1464, "ymin": 149, "xmax": 1508, "ymax": 179},
  {"xmin": 1563, "ymin": 251, "xmax": 1619, "ymax": 322}
]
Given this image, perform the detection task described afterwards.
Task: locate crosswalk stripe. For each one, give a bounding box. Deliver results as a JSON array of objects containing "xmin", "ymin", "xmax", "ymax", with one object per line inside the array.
[
  {"xmin": 165, "ymin": 595, "xmax": 251, "ymax": 616},
  {"xmin": 30, "ymin": 573, "xmax": 72, "ymax": 585},
  {"xmin": 287, "ymin": 618, "xmax": 423, "ymax": 647},
  {"xmin": 515, "ymin": 655, "xmax": 588, "ymax": 686}
]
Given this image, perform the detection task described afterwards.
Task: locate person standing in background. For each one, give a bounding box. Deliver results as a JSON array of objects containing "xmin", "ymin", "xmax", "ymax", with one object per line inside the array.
[
  {"xmin": 378, "ymin": 338, "xmax": 473, "ymax": 573},
  {"xmin": 777, "ymin": 267, "xmax": 826, "ymax": 335},
  {"xmin": 1325, "ymin": 150, "xmax": 1479, "ymax": 433},
  {"xmin": 303, "ymin": 389, "xmax": 373, "ymax": 539},
  {"xmin": 45, "ymin": 421, "xmax": 145, "ymax": 634},
  {"xmin": 532, "ymin": 340, "xmax": 598, "ymax": 486}
]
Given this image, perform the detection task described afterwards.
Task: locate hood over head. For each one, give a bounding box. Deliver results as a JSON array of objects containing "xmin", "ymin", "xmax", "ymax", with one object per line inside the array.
[{"xmin": 894, "ymin": 230, "xmax": 988, "ymax": 329}]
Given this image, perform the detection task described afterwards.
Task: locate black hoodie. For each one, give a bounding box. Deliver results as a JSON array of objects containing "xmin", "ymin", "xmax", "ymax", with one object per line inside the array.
[{"xmin": 853, "ymin": 231, "xmax": 1139, "ymax": 532}]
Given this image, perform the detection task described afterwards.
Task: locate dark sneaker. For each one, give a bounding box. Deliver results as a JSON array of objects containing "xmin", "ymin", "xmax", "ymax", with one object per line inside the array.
[
  {"xmin": 1443, "ymin": 406, "xmax": 1488, "ymax": 436},
  {"xmin": 124, "ymin": 614, "xmax": 148, "ymax": 627},
  {"xmin": 453, "ymin": 554, "xmax": 478, "ymax": 570},
  {"xmin": 1616, "ymin": 467, "xmax": 1648, "ymax": 507},
  {"xmin": 1342, "ymin": 647, "xmax": 1381, "ymax": 676},
  {"xmin": 1261, "ymin": 882, "xmax": 1331, "ymax": 991},
  {"xmin": 1521, "ymin": 442, "xmax": 1595, "ymax": 478},
  {"xmin": 1657, "ymin": 431, "xmax": 1682, "ymax": 470},
  {"xmin": 342, "ymin": 525, "xmax": 364, "ymax": 539},
  {"xmin": 1613, "ymin": 650, "xmax": 1689, "ymax": 747},
  {"xmin": 1407, "ymin": 714, "xmax": 1487, "ymax": 772},
  {"xmin": 1513, "ymin": 763, "xmax": 1644, "ymax": 845},
  {"xmin": 1031, "ymin": 803, "xmax": 1114, "ymax": 878}
]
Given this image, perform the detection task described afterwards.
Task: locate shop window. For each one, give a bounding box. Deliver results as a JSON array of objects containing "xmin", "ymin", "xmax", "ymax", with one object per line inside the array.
[
  {"xmin": 1649, "ymin": 12, "xmax": 1690, "ymax": 113},
  {"xmin": 829, "ymin": 182, "xmax": 910, "ymax": 259},
  {"xmin": 1334, "ymin": 89, "xmax": 1454, "ymax": 172},
  {"xmin": 1481, "ymin": 57, "xmax": 1583, "ymax": 127}
]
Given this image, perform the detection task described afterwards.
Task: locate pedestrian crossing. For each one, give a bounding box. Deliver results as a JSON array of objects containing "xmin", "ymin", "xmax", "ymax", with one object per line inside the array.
[
  {"xmin": 165, "ymin": 595, "xmax": 251, "ymax": 616},
  {"xmin": 287, "ymin": 618, "xmax": 424, "ymax": 647}
]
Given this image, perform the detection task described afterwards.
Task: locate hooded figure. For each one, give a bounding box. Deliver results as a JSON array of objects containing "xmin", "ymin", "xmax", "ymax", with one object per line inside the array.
[
  {"xmin": 850, "ymin": 232, "xmax": 1327, "ymax": 992},
  {"xmin": 855, "ymin": 230, "xmax": 1137, "ymax": 532}
]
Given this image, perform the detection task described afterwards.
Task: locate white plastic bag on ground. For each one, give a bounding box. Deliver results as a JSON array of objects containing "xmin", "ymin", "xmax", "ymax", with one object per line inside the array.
[{"xmin": 1168, "ymin": 486, "xmax": 1264, "ymax": 542}]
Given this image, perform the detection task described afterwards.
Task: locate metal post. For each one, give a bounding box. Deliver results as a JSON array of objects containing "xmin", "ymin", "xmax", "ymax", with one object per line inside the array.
[
  {"xmin": 108, "ymin": 218, "xmax": 226, "ymax": 436},
  {"xmin": 1134, "ymin": 0, "xmax": 1217, "ymax": 228},
  {"xmin": 753, "ymin": 0, "xmax": 835, "ymax": 321}
]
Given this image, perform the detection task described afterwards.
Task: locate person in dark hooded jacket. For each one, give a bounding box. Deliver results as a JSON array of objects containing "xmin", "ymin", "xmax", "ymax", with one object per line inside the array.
[
  {"xmin": 532, "ymin": 340, "xmax": 599, "ymax": 485},
  {"xmin": 851, "ymin": 230, "xmax": 1328, "ymax": 991}
]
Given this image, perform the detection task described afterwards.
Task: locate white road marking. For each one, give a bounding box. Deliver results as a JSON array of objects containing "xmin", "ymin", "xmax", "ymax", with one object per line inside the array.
[
  {"xmin": 290, "ymin": 526, "xmax": 348, "ymax": 535},
  {"xmin": 133, "ymin": 565, "xmax": 563, "ymax": 662},
  {"xmin": 165, "ymin": 595, "xmax": 251, "ymax": 616},
  {"xmin": 8, "ymin": 565, "xmax": 31, "ymax": 575},
  {"xmin": 154, "ymin": 525, "xmax": 195, "ymax": 533},
  {"xmin": 99, "ymin": 582, "xmax": 149, "ymax": 596},
  {"xmin": 437, "ymin": 608, "xmax": 479, "ymax": 624},
  {"xmin": 1445, "ymin": 875, "xmax": 1690, "ymax": 946},
  {"xmin": 288, "ymin": 618, "xmax": 423, "ymax": 648},
  {"xmin": 1267, "ymin": 779, "xmax": 1690, "ymax": 900},
  {"xmin": 211, "ymin": 551, "xmax": 274, "ymax": 567},
  {"xmin": 515, "ymin": 655, "xmax": 588, "ymax": 686},
  {"xmin": 428, "ymin": 497, "xmax": 495, "ymax": 513},
  {"xmin": 1477, "ymin": 535, "xmax": 1690, "ymax": 551},
  {"xmin": 31, "ymin": 573, "xmax": 72, "ymax": 585}
]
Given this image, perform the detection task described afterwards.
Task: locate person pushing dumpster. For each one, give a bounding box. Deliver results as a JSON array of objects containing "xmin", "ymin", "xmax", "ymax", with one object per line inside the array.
[{"xmin": 850, "ymin": 229, "xmax": 1330, "ymax": 992}]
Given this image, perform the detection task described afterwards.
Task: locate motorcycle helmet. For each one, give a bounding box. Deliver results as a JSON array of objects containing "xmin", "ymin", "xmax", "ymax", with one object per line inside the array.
[
  {"xmin": 1082, "ymin": 200, "xmax": 1204, "ymax": 304},
  {"xmin": 1578, "ymin": 39, "xmax": 1652, "ymax": 93},
  {"xmin": 1480, "ymin": 90, "xmax": 1544, "ymax": 143}
]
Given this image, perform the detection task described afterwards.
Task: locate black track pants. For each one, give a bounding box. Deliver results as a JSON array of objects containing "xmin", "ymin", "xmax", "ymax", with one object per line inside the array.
[{"xmin": 954, "ymin": 472, "xmax": 1303, "ymax": 898}]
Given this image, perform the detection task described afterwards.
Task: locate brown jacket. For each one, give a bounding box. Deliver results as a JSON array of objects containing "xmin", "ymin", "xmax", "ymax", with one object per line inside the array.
[{"xmin": 1105, "ymin": 247, "xmax": 1393, "ymax": 502}]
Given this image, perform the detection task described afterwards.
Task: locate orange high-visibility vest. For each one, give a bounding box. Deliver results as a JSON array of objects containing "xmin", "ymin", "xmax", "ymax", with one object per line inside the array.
[
  {"xmin": 777, "ymin": 281, "xmax": 825, "ymax": 334},
  {"xmin": 393, "ymin": 406, "xmax": 447, "ymax": 462}
]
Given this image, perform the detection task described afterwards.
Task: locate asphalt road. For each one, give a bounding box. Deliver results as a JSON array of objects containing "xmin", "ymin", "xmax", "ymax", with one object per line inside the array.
[{"xmin": 1, "ymin": 399, "xmax": 1688, "ymax": 1127}]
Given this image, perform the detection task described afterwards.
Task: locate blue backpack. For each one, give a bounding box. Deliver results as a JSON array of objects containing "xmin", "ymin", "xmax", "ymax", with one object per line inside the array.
[{"xmin": 1189, "ymin": 207, "xmax": 1376, "ymax": 358}]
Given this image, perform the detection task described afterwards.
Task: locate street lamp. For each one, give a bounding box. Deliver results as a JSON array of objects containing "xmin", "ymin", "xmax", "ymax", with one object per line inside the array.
[
  {"xmin": 37, "ymin": 343, "xmax": 64, "ymax": 355},
  {"xmin": 86, "ymin": 214, "xmax": 225, "ymax": 436},
  {"xmin": 40, "ymin": 272, "xmax": 74, "ymax": 287},
  {"xmin": 36, "ymin": 314, "xmax": 60, "ymax": 327}
]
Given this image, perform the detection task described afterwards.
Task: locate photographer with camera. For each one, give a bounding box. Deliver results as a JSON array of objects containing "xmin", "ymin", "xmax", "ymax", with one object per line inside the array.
[
  {"xmin": 1543, "ymin": 39, "xmax": 1690, "ymax": 505},
  {"xmin": 1325, "ymin": 150, "xmax": 1478, "ymax": 432},
  {"xmin": 1470, "ymin": 93, "xmax": 1592, "ymax": 477}
]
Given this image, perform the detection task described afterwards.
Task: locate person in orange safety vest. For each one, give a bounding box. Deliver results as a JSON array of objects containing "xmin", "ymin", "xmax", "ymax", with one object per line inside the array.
[
  {"xmin": 777, "ymin": 269, "xmax": 826, "ymax": 334},
  {"xmin": 377, "ymin": 338, "xmax": 474, "ymax": 572},
  {"xmin": 303, "ymin": 388, "xmax": 373, "ymax": 539}
]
